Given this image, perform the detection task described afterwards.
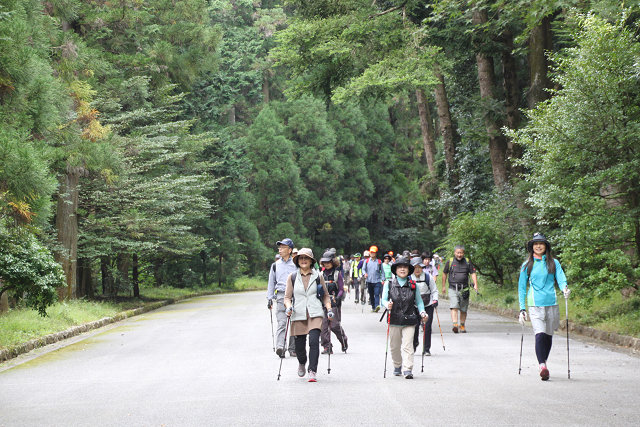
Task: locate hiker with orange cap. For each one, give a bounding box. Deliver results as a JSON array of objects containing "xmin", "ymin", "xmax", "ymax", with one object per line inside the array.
[{"xmin": 363, "ymin": 245, "xmax": 384, "ymax": 312}]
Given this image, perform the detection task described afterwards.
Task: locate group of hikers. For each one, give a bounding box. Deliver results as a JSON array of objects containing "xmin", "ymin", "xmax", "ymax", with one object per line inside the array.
[{"xmin": 267, "ymin": 233, "xmax": 570, "ymax": 383}]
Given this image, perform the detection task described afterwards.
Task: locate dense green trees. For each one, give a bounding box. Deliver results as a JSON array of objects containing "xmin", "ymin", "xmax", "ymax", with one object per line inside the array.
[{"xmin": 1, "ymin": 0, "xmax": 639, "ymax": 315}]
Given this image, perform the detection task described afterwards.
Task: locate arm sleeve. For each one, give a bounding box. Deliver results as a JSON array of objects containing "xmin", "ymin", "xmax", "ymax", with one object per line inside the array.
[
  {"xmin": 415, "ymin": 289, "xmax": 426, "ymax": 314},
  {"xmin": 429, "ymin": 275, "xmax": 438, "ymax": 301},
  {"xmin": 555, "ymin": 259, "xmax": 568, "ymax": 290},
  {"xmin": 337, "ymin": 272, "xmax": 344, "ymax": 299},
  {"xmin": 320, "ymin": 276, "xmax": 331, "ymax": 310},
  {"xmin": 518, "ymin": 266, "xmax": 528, "ymax": 310},
  {"xmin": 284, "ymin": 273, "xmax": 294, "ymax": 308},
  {"xmin": 443, "ymin": 260, "xmax": 450, "ymax": 274},
  {"xmin": 381, "ymin": 281, "xmax": 390, "ymax": 308},
  {"xmin": 267, "ymin": 263, "xmax": 276, "ymax": 299}
]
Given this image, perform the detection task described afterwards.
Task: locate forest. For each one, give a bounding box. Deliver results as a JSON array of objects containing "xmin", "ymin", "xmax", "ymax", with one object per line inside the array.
[{"xmin": 0, "ymin": 0, "xmax": 638, "ymax": 316}]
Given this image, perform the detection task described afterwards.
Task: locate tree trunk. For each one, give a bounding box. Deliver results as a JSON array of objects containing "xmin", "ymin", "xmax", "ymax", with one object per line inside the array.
[
  {"xmin": 132, "ymin": 254, "xmax": 140, "ymax": 298},
  {"xmin": 501, "ymin": 29, "xmax": 523, "ymax": 177},
  {"xmin": 473, "ymin": 9, "xmax": 509, "ymax": 190},
  {"xmin": 416, "ymin": 88, "xmax": 437, "ymax": 175},
  {"xmin": 528, "ymin": 15, "xmax": 553, "ymax": 108},
  {"xmin": 0, "ymin": 280, "xmax": 8, "ymax": 314},
  {"xmin": 101, "ymin": 256, "xmax": 114, "ymax": 296},
  {"xmin": 55, "ymin": 169, "xmax": 81, "ymax": 300},
  {"xmin": 200, "ymin": 250, "xmax": 207, "ymax": 287},
  {"xmin": 115, "ymin": 253, "xmax": 130, "ymax": 296},
  {"xmin": 433, "ymin": 70, "xmax": 458, "ymax": 187},
  {"xmin": 76, "ymin": 257, "xmax": 93, "ymax": 298}
]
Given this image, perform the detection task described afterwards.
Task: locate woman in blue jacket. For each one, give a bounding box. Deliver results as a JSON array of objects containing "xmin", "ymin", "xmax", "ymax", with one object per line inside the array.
[{"xmin": 518, "ymin": 233, "xmax": 570, "ymax": 381}]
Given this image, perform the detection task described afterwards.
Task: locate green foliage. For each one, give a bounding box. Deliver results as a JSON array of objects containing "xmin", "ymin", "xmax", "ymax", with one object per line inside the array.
[
  {"xmin": 441, "ymin": 192, "xmax": 527, "ymax": 286},
  {"xmin": 0, "ymin": 223, "xmax": 65, "ymax": 316},
  {"xmin": 511, "ymin": 14, "xmax": 640, "ymax": 301}
]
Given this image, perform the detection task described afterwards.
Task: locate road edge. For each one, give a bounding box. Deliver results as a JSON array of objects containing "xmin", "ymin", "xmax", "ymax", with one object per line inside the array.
[
  {"xmin": 0, "ymin": 289, "xmax": 260, "ymax": 363},
  {"xmin": 461, "ymin": 297, "xmax": 640, "ymax": 354}
]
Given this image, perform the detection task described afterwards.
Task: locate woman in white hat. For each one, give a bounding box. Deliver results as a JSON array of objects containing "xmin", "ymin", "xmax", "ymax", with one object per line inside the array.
[{"xmin": 284, "ymin": 248, "xmax": 332, "ymax": 382}]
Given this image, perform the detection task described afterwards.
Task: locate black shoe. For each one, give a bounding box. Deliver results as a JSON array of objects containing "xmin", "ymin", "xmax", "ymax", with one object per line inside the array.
[
  {"xmin": 341, "ymin": 339, "xmax": 348, "ymax": 352},
  {"xmin": 423, "ymin": 350, "xmax": 431, "ymax": 356}
]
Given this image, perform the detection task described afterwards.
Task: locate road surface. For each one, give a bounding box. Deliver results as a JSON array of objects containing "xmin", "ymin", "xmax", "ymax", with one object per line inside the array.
[{"xmin": 1, "ymin": 290, "xmax": 638, "ymax": 426}]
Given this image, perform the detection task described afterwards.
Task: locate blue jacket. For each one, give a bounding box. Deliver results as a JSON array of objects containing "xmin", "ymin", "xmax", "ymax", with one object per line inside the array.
[{"xmin": 518, "ymin": 256, "xmax": 568, "ymax": 310}]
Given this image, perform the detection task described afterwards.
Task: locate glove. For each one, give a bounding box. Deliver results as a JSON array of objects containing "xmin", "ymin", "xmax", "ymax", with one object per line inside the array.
[
  {"xmin": 327, "ymin": 310, "xmax": 334, "ymax": 319},
  {"xmin": 563, "ymin": 288, "xmax": 571, "ymax": 299},
  {"xmin": 286, "ymin": 307, "xmax": 292, "ymax": 317},
  {"xmin": 432, "ymin": 300, "xmax": 438, "ymax": 308},
  {"xmin": 518, "ymin": 309, "xmax": 528, "ymax": 326},
  {"xmin": 267, "ymin": 299, "xmax": 273, "ymax": 310}
]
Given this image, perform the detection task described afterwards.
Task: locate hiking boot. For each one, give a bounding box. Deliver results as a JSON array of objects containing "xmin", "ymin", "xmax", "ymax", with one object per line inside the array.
[
  {"xmin": 308, "ymin": 370, "xmax": 317, "ymax": 382},
  {"xmin": 341, "ymin": 338, "xmax": 348, "ymax": 352},
  {"xmin": 289, "ymin": 350, "xmax": 297, "ymax": 357},
  {"xmin": 298, "ymin": 363, "xmax": 306, "ymax": 377},
  {"xmin": 321, "ymin": 347, "xmax": 333, "ymax": 355},
  {"xmin": 403, "ymin": 371, "xmax": 413, "ymax": 379},
  {"xmin": 423, "ymin": 350, "xmax": 431, "ymax": 356},
  {"xmin": 539, "ymin": 364, "xmax": 550, "ymax": 381},
  {"xmin": 452, "ymin": 324, "xmax": 459, "ymax": 334},
  {"xmin": 276, "ymin": 347, "xmax": 285, "ymax": 358},
  {"xmin": 354, "ymin": 299, "xmax": 359, "ymax": 303},
  {"xmin": 393, "ymin": 367, "xmax": 402, "ymax": 376},
  {"xmin": 361, "ymin": 300, "xmax": 366, "ymax": 305},
  {"xmin": 374, "ymin": 305, "xmax": 381, "ymax": 313},
  {"xmin": 460, "ymin": 324, "xmax": 466, "ymax": 333}
]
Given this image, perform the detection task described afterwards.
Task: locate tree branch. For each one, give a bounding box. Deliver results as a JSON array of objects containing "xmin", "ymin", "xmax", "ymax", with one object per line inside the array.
[{"xmin": 369, "ymin": 2, "xmax": 406, "ymax": 19}]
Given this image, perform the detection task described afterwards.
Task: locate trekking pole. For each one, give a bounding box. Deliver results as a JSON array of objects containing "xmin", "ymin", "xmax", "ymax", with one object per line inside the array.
[
  {"xmin": 421, "ymin": 322, "xmax": 426, "ymax": 373},
  {"xmin": 269, "ymin": 306, "xmax": 275, "ymax": 352},
  {"xmin": 327, "ymin": 314, "xmax": 332, "ymax": 374},
  {"xmin": 337, "ymin": 309, "xmax": 347, "ymax": 353},
  {"xmin": 518, "ymin": 322, "xmax": 524, "ymax": 375},
  {"xmin": 277, "ymin": 316, "xmax": 290, "ymax": 381},
  {"xmin": 383, "ymin": 310, "xmax": 391, "ymax": 378},
  {"xmin": 565, "ymin": 296, "xmax": 571, "ymax": 379},
  {"xmin": 434, "ymin": 306, "xmax": 445, "ymax": 351}
]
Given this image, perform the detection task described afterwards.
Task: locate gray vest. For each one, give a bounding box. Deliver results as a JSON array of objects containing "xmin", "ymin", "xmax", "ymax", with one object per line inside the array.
[{"xmin": 292, "ymin": 269, "xmax": 324, "ymax": 321}]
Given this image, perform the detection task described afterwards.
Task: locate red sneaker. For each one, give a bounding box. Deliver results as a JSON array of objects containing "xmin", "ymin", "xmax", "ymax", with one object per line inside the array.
[{"xmin": 539, "ymin": 365, "xmax": 550, "ymax": 381}]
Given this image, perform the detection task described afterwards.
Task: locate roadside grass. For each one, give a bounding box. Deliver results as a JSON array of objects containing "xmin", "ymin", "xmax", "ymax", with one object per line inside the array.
[
  {"xmin": 0, "ymin": 276, "xmax": 267, "ymax": 350},
  {"xmin": 471, "ymin": 279, "xmax": 640, "ymax": 338}
]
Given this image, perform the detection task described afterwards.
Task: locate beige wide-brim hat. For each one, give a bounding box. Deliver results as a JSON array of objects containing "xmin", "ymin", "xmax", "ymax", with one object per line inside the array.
[{"xmin": 293, "ymin": 248, "xmax": 316, "ymax": 267}]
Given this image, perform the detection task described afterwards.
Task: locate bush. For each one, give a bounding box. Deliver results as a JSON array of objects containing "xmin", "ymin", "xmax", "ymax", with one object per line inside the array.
[
  {"xmin": 442, "ymin": 192, "xmax": 526, "ymax": 287},
  {"xmin": 0, "ymin": 224, "xmax": 65, "ymax": 316}
]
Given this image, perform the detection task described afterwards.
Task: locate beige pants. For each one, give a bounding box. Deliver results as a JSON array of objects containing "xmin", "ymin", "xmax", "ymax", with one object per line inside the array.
[{"xmin": 389, "ymin": 325, "xmax": 416, "ymax": 372}]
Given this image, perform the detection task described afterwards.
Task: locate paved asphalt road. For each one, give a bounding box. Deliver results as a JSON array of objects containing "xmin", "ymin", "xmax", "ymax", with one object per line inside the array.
[{"xmin": 1, "ymin": 290, "xmax": 639, "ymax": 426}]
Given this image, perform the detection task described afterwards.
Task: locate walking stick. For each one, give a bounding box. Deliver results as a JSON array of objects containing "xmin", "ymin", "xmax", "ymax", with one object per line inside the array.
[
  {"xmin": 434, "ymin": 305, "xmax": 445, "ymax": 351},
  {"xmin": 518, "ymin": 322, "xmax": 524, "ymax": 375},
  {"xmin": 277, "ymin": 316, "xmax": 290, "ymax": 381},
  {"xmin": 421, "ymin": 321, "xmax": 426, "ymax": 373},
  {"xmin": 565, "ymin": 296, "xmax": 571, "ymax": 379},
  {"xmin": 327, "ymin": 313, "xmax": 332, "ymax": 374},
  {"xmin": 336, "ymin": 306, "xmax": 347, "ymax": 353},
  {"xmin": 383, "ymin": 310, "xmax": 391, "ymax": 378},
  {"xmin": 269, "ymin": 306, "xmax": 275, "ymax": 352}
]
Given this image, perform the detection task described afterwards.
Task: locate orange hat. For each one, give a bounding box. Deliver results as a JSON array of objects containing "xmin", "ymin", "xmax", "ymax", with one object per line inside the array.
[
  {"xmin": 387, "ymin": 251, "xmax": 393, "ymax": 256},
  {"xmin": 369, "ymin": 245, "xmax": 378, "ymax": 253}
]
